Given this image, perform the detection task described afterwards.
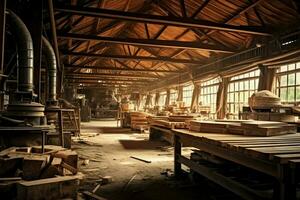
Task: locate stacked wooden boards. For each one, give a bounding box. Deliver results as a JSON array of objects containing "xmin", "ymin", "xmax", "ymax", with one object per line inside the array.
[
  {"xmin": 189, "ymin": 120, "xmax": 297, "ymax": 136},
  {"xmin": 169, "ymin": 115, "xmax": 195, "ymax": 122},
  {"xmin": 130, "ymin": 112, "xmax": 151, "ymax": 131},
  {"xmin": 172, "ymin": 129, "xmax": 300, "ymax": 199},
  {"xmin": 149, "ymin": 115, "xmax": 196, "ymax": 129},
  {"xmin": 150, "ymin": 119, "xmax": 187, "ymax": 129},
  {"xmin": 0, "ymin": 145, "xmax": 81, "ymax": 200}
]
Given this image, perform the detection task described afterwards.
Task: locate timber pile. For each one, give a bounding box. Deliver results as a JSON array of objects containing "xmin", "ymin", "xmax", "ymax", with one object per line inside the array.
[
  {"xmin": 189, "ymin": 120, "xmax": 297, "ymax": 136},
  {"xmin": 169, "ymin": 115, "xmax": 195, "ymax": 122},
  {"xmin": 150, "ymin": 119, "xmax": 187, "ymax": 129},
  {"xmin": 130, "ymin": 112, "xmax": 151, "ymax": 131},
  {"xmin": 0, "ymin": 145, "xmax": 81, "ymax": 200},
  {"xmin": 149, "ymin": 115, "xmax": 196, "ymax": 129}
]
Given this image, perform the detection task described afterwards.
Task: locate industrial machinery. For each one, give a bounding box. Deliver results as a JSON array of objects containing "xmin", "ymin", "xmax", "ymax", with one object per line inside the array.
[
  {"xmin": 0, "ymin": 9, "xmax": 80, "ymax": 150},
  {"xmin": 0, "ymin": 10, "xmax": 48, "ymax": 149}
]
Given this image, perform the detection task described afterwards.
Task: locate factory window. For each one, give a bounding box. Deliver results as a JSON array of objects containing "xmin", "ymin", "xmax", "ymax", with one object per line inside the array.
[
  {"xmin": 227, "ymin": 69, "xmax": 260, "ymax": 117},
  {"xmin": 276, "ymin": 62, "xmax": 300, "ymax": 104},
  {"xmin": 199, "ymin": 77, "xmax": 220, "ymax": 117},
  {"xmin": 139, "ymin": 95, "xmax": 146, "ymax": 110},
  {"xmin": 158, "ymin": 92, "xmax": 167, "ymax": 106},
  {"xmin": 170, "ymin": 89, "xmax": 178, "ymax": 105},
  {"xmin": 183, "ymin": 84, "xmax": 194, "ymax": 107}
]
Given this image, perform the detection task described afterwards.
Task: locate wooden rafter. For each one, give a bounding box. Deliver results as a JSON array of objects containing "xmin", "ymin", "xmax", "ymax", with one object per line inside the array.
[
  {"xmin": 62, "ymin": 51, "xmax": 204, "ymax": 65},
  {"xmin": 64, "ymin": 64, "xmax": 183, "ymax": 73},
  {"xmin": 58, "ymin": 32, "xmax": 235, "ymax": 53},
  {"xmin": 65, "ymin": 72, "xmax": 159, "ymax": 79},
  {"xmin": 56, "ymin": 5, "xmax": 271, "ymax": 36}
]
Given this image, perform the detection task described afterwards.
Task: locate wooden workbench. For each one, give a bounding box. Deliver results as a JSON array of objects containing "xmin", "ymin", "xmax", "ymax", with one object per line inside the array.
[{"xmin": 173, "ymin": 129, "xmax": 300, "ymax": 200}]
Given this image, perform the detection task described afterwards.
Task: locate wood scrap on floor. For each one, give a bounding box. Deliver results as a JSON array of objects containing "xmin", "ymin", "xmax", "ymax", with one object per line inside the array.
[
  {"xmin": 17, "ymin": 174, "xmax": 83, "ymax": 200},
  {"xmin": 122, "ymin": 174, "xmax": 137, "ymax": 192},
  {"xmin": 130, "ymin": 156, "xmax": 151, "ymax": 163},
  {"xmin": 82, "ymin": 191, "xmax": 108, "ymax": 200},
  {"xmin": 0, "ymin": 145, "xmax": 80, "ymax": 199},
  {"xmin": 92, "ymin": 184, "xmax": 101, "ymax": 193}
]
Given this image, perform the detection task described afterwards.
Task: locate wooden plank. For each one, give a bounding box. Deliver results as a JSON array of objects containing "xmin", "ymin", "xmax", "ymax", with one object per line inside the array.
[
  {"xmin": 17, "ymin": 175, "xmax": 81, "ymax": 200},
  {"xmin": 245, "ymin": 146, "xmax": 300, "ymax": 159},
  {"xmin": 82, "ymin": 191, "xmax": 107, "ymax": 200},
  {"xmin": 273, "ymin": 154, "xmax": 300, "ymax": 164}
]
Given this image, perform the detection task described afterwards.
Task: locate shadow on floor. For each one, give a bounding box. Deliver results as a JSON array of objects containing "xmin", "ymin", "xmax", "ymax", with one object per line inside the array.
[{"xmin": 119, "ymin": 139, "xmax": 169, "ymax": 150}]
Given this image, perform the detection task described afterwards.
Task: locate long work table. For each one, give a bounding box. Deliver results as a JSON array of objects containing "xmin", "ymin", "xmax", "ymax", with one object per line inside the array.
[{"xmin": 173, "ymin": 129, "xmax": 300, "ymax": 200}]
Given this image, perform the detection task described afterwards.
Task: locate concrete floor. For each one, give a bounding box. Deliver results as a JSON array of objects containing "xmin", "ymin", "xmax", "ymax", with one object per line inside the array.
[{"xmin": 74, "ymin": 120, "xmax": 241, "ymax": 200}]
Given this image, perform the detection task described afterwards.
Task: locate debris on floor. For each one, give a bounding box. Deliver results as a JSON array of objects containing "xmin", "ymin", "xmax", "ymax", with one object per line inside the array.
[
  {"xmin": 161, "ymin": 169, "xmax": 174, "ymax": 177},
  {"xmin": 130, "ymin": 156, "xmax": 152, "ymax": 163},
  {"xmin": 0, "ymin": 145, "xmax": 82, "ymax": 200}
]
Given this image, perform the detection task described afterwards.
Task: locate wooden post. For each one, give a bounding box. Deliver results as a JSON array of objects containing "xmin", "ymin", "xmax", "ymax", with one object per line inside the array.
[
  {"xmin": 0, "ymin": 0, "xmax": 6, "ymax": 110},
  {"xmin": 174, "ymin": 134, "xmax": 182, "ymax": 178},
  {"xmin": 58, "ymin": 110, "xmax": 64, "ymax": 147}
]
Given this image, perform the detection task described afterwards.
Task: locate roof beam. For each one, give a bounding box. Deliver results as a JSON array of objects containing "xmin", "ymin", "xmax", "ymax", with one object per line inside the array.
[
  {"xmin": 55, "ymin": 6, "xmax": 271, "ymax": 36},
  {"xmin": 68, "ymin": 83, "xmax": 144, "ymax": 88},
  {"xmin": 65, "ymin": 77, "xmax": 153, "ymax": 82},
  {"xmin": 64, "ymin": 64, "xmax": 183, "ymax": 73},
  {"xmin": 58, "ymin": 32, "xmax": 234, "ymax": 53},
  {"xmin": 65, "ymin": 72, "xmax": 159, "ymax": 79},
  {"xmin": 63, "ymin": 51, "xmax": 204, "ymax": 65},
  {"xmin": 66, "ymin": 82, "xmax": 148, "ymax": 86}
]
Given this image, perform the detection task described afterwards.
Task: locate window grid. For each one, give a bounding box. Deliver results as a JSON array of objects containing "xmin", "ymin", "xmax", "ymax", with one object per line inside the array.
[
  {"xmin": 170, "ymin": 89, "xmax": 178, "ymax": 104},
  {"xmin": 276, "ymin": 62, "xmax": 300, "ymax": 104},
  {"xmin": 158, "ymin": 92, "xmax": 167, "ymax": 106},
  {"xmin": 183, "ymin": 85, "xmax": 194, "ymax": 107},
  {"xmin": 227, "ymin": 69, "xmax": 260, "ymax": 117},
  {"xmin": 139, "ymin": 95, "xmax": 146, "ymax": 110},
  {"xmin": 199, "ymin": 78, "xmax": 220, "ymax": 117}
]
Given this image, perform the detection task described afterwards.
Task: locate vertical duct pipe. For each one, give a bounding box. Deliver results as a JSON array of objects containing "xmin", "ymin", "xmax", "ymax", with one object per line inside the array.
[
  {"xmin": 7, "ymin": 10, "xmax": 34, "ymax": 93},
  {"xmin": 4, "ymin": 10, "xmax": 44, "ymax": 122},
  {"xmin": 42, "ymin": 36, "xmax": 57, "ymax": 103}
]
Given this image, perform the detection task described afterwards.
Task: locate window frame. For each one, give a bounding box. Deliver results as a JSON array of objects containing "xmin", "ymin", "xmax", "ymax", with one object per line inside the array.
[
  {"xmin": 182, "ymin": 84, "xmax": 194, "ymax": 107},
  {"xmin": 199, "ymin": 77, "xmax": 220, "ymax": 118},
  {"xmin": 227, "ymin": 69, "xmax": 260, "ymax": 117},
  {"xmin": 275, "ymin": 62, "xmax": 300, "ymax": 104}
]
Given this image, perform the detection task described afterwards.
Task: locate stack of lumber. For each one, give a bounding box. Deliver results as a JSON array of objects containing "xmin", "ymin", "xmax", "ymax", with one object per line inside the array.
[
  {"xmin": 169, "ymin": 115, "xmax": 195, "ymax": 122},
  {"xmin": 147, "ymin": 116, "xmax": 169, "ymax": 124},
  {"xmin": 241, "ymin": 121, "xmax": 297, "ymax": 136},
  {"xmin": 189, "ymin": 121, "xmax": 239, "ymax": 133},
  {"xmin": 150, "ymin": 119, "xmax": 187, "ymax": 129},
  {"xmin": 130, "ymin": 112, "xmax": 151, "ymax": 131},
  {"xmin": 0, "ymin": 145, "xmax": 81, "ymax": 199},
  {"xmin": 189, "ymin": 120, "xmax": 297, "ymax": 137}
]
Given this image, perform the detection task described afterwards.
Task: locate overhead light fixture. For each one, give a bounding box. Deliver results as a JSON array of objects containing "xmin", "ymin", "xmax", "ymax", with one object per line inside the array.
[{"xmin": 98, "ymin": 80, "xmax": 102, "ymax": 83}]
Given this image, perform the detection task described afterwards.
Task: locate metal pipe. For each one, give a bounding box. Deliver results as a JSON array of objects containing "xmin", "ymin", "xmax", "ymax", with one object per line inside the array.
[
  {"xmin": 42, "ymin": 36, "xmax": 57, "ymax": 102},
  {"xmin": 7, "ymin": 10, "xmax": 34, "ymax": 92}
]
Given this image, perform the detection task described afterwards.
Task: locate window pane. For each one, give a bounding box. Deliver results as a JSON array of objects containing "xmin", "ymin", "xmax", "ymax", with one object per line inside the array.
[
  {"xmin": 287, "ymin": 87, "xmax": 295, "ymax": 102},
  {"xmin": 250, "ymin": 80, "xmax": 255, "ymax": 90},
  {"xmin": 296, "ymin": 87, "xmax": 300, "ymax": 101},
  {"xmin": 280, "ymin": 75, "xmax": 287, "ymax": 86},
  {"xmin": 288, "ymin": 74, "xmax": 295, "ymax": 85},
  {"xmin": 239, "ymin": 81, "xmax": 244, "ymax": 90},
  {"xmin": 296, "ymin": 73, "xmax": 300, "ymax": 85},
  {"xmin": 280, "ymin": 87, "xmax": 287, "ymax": 101},
  {"xmin": 288, "ymin": 64, "xmax": 295, "ymax": 71},
  {"xmin": 281, "ymin": 65, "xmax": 288, "ymax": 72}
]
